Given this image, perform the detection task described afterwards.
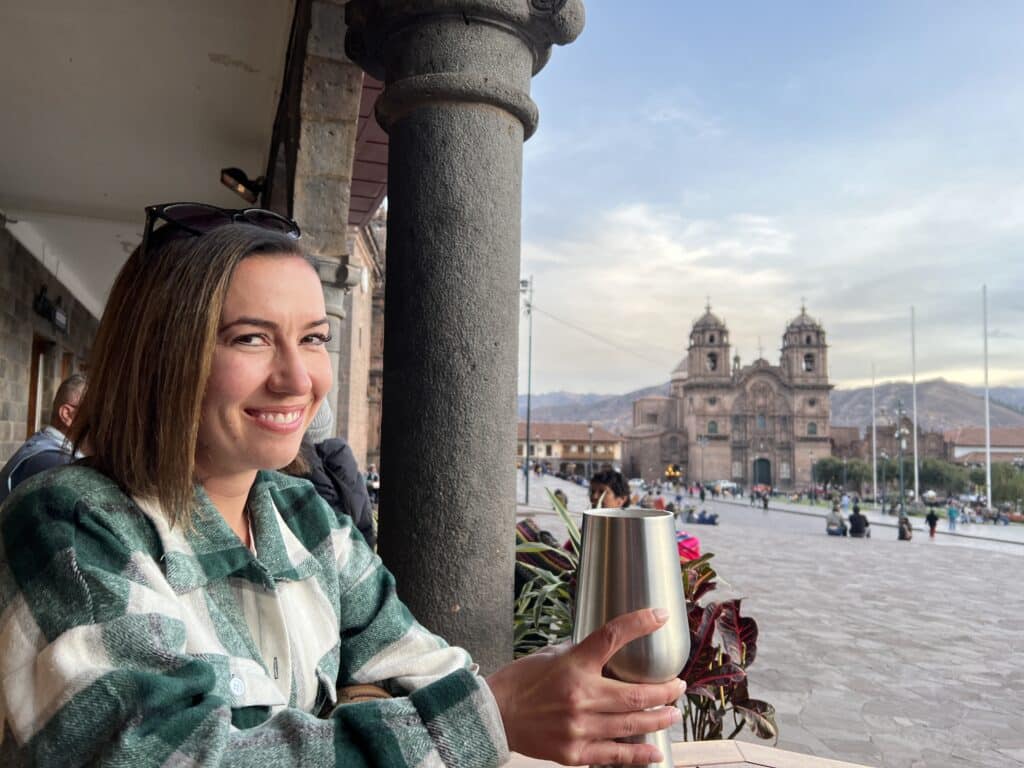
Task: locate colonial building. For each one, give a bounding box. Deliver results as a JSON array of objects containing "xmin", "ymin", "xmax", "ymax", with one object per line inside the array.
[
  {"xmin": 945, "ymin": 426, "xmax": 1024, "ymax": 466},
  {"xmin": 624, "ymin": 303, "xmax": 833, "ymax": 489},
  {"xmin": 517, "ymin": 422, "xmax": 622, "ymax": 476}
]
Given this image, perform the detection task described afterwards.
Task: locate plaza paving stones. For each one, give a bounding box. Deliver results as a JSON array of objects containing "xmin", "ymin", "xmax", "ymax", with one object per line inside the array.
[{"xmin": 515, "ymin": 473, "xmax": 1024, "ymax": 768}]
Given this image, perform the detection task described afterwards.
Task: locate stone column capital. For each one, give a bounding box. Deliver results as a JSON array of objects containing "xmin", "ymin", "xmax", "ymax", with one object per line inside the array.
[{"xmin": 345, "ymin": 0, "xmax": 584, "ymax": 138}]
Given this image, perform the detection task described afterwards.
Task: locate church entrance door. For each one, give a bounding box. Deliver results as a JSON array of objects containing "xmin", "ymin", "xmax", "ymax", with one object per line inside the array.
[{"xmin": 753, "ymin": 458, "xmax": 772, "ymax": 486}]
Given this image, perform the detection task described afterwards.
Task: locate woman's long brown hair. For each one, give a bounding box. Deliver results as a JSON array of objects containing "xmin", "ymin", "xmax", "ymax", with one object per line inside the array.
[{"xmin": 70, "ymin": 223, "xmax": 308, "ymax": 527}]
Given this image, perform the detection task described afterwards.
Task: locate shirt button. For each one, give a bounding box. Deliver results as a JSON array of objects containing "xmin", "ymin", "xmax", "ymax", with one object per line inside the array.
[{"xmin": 229, "ymin": 675, "xmax": 246, "ymax": 697}]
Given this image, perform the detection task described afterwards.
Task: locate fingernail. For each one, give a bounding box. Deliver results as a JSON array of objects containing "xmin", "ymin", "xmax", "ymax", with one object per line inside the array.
[
  {"xmin": 678, "ymin": 679, "xmax": 687, "ymax": 695},
  {"xmin": 653, "ymin": 608, "xmax": 669, "ymax": 622},
  {"xmin": 669, "ymin": 706, "xmax": 683, "ymax": 723}
]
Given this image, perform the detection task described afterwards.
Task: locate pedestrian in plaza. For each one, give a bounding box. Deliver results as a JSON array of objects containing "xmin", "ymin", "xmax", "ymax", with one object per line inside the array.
[
  {"xmin": 589, "ymin": 468, "xmax": 630, "ymax": 509},
  {"xmin": 926, "ymin": 507, "xmax": 939, "ymax": 538},
  {"xmin": 365, "ymin": 462, "xmax": 380, "ymax": 504},
  {"xmin": 848, "ymin": 503, "xmax": 870, "ymax": 538},
  {"xmin": 826, "ymin": 502, "xmax": 847, "ymax": 536},
  {"xmin": 898, "ymin": 515, "xmax": 914, "ymax": 541},
  {"xmin": 947, "ymin": 501, "xmax": 959, "ymax": 531},
  {"xmin": 0, "ymin": 207, "xmax": 685, "ymax": 767},
  {"xmin": 0, "ymin": 373, "xmax": 86, "ymax": 503},
  {"xmin": 552, "ymin": 487, "xmax": 569, "ymax": 510},
  {"xmin": 762, "ymin": 488, "xmax": 770, "ymax": 511},
  {"xmin": 699, "ymin": 483, "xmax": 706, "ymax": 503}
]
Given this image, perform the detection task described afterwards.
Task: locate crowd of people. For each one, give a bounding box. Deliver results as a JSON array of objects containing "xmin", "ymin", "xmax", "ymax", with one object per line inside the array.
[{"xmin": 0, "ymin": 205, "xmax": 683, "ymax": 767}]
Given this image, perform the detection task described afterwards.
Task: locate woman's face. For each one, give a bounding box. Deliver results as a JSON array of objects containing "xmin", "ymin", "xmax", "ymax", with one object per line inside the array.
[
  {"xmin": 195, "ymin": 255, "xmax": 332, "ymax": 483},
  {"xmin": 590, "ymin": 482, "xmax": 626, "ymax": 509}
]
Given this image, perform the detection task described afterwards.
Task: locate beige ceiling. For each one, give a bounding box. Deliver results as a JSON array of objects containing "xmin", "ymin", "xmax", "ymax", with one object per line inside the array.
[{"xmin": 0, "ymin": 0, "xmax": 295, "ymax": 317}]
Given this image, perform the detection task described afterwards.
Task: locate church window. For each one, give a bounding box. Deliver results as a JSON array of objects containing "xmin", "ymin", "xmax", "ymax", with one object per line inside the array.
[
  {"xmin": 708, "ymin": 421, "xmax": 719, "ymax": 435},
  {"xmin": 546, "ymin": 444, "xmax": 553, "ymax": 456},
  {"xmin": 707, "ymin": 352, "xmax": 718, "ymax": 372},
  {"xmin": 644, "ymin": 413, "xmax": 658, "ymax": 425},
  {"xmin": 731, "ymin": 461, "xmax": 743, "ymax": 479},
  {"xmin": 709, "ymin": 334, "xmax": 715, "ymax": 343},
  {"xmin": 805, "ymin": 334, "xmax": 812, "ymax": 344},
  {"xmin": 803, "ymin": 353, "xmax": 815, "ymax": 372},
  {"xmin": 808, "ymin": 422, "xmax": 818, "ymax": 436},
  {"xmin": 708, "ymin": 396, "xmax": 718, "ymax": 406},
  {"xmin": 808, "ymin": 397, "xmax": 817, "ymax": 407},
  {"xmin": 732, "ymin": 415, "xmax": 742, "ymax": 430},
  {"xmin": 668, "ymin": 436, "xmax": 679, "ymax": 452},
  {"xmin": 780, "ymin": 461, "xmax": 791, "ymax": 480},
  {"xmin": 756, "ymin": 413, "xmax": 767, "ymax": 431}
]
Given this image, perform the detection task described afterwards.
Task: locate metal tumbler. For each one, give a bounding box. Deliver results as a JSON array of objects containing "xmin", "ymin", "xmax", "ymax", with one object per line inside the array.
[{"xmin": 573, "ymin": 507, "xmax": 689, "ymax": 768}]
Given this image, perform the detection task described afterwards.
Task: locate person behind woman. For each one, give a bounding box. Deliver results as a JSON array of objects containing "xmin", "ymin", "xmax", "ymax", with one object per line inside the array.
[
  {"xmin": 294, "ymin": 400, "xmax": 377, "ymax": 548},
  {"xmin": 0, "ymin": 205, "xmax": 682, "ymax": 767},
  {"xmin": 589, "ymin": 468, "xmax": 631, "ymax": 508}
]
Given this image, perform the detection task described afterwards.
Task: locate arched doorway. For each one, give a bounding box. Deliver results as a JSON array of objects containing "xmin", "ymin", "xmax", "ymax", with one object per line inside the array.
[{"xmin": 753, "ymin": 458, "xmax": 772, "ymax": 486}]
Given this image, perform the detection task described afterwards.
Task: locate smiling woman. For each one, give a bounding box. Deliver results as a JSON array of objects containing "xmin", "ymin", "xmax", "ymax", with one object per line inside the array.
[{"xmin": 0, "ymin": 207, "xmax": 687, "ymax": 768}]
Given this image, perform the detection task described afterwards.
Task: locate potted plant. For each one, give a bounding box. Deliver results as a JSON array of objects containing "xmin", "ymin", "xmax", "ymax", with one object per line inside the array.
[{"xmin": 514, "ymin": 491, "xmax": 777, "ymax": 743}]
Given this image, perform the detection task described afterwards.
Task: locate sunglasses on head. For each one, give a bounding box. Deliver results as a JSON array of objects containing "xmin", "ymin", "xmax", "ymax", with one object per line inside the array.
[{"xmin": 141, "ymin": 202, "xmax": 301, "ymax": 255}]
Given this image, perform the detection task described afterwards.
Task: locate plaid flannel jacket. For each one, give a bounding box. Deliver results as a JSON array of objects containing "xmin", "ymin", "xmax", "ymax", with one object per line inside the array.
[{"xmin": 0, "ymin": 465, "xmax": 508, "ymax": 767}]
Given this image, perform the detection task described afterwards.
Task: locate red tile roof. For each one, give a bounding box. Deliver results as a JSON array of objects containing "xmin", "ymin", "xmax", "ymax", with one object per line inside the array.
[
  {"xmin": 944, "ymin": 426, "xmax": 1024, "ymax": 448},
  {"xmin": 518, "ymin": 422, "xmax": 621, "ymax": 442}
]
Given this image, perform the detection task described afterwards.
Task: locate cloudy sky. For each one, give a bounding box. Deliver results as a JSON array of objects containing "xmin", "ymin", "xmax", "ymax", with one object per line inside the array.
[{"xmin": 518, "ymin": 1, "xmax": 1024, "ymax": 395}]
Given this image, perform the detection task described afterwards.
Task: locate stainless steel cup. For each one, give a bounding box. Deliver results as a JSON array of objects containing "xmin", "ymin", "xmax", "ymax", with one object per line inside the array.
[{"xmin": 573, "ymin": 507, "xmax": 689, "ymax": 768}]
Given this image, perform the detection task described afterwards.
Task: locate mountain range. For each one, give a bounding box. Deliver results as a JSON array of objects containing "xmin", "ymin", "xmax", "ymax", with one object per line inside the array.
[{"xmin": 517, "ymin": 379, "xmax": 1024, "ymax": 436}]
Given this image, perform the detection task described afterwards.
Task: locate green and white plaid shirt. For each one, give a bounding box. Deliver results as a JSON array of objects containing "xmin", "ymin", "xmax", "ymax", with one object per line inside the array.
[{"xmin": 0, "ymin": 465, "xmax": 509, "ymax": 767}]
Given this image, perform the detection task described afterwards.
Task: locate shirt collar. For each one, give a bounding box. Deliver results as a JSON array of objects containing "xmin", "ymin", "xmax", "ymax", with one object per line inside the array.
[{"xmin": 133, "ymin": 472, "xmax": 320, "ymax": 593}]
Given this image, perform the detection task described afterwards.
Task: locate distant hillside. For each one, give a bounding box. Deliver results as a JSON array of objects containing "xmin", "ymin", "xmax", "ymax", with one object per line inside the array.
[
  {"xmin": 518, "ymin": 379, "xmax": 1024, "ymax": 435},
  {"xmin": 518, "ymin": 383, "xmax": 670, "ymax": 434},
  {"xmin": 970, "ymin": 386, "xmax": 1024, "ymax": 414},
  {"xmin": 830, "ymin": 379, "xmax": 1024, "ymax": 433}
]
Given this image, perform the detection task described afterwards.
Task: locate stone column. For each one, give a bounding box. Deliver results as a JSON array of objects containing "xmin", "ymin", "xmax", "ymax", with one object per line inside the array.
[{"xmin": 346, "ymin": 0, "xmax": 584, "ymax": 672}]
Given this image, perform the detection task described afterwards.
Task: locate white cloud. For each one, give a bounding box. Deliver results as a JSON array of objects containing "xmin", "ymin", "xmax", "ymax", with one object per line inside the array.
[{"xmin": 519, "ymin": 185, "xmax": 1024, "ymax": 394}]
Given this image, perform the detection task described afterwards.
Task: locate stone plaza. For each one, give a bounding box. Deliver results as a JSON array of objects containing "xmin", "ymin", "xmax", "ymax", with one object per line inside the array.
[{"xmin": 516, "ymin": 473, "xmax": 1024, "ymax": 768}]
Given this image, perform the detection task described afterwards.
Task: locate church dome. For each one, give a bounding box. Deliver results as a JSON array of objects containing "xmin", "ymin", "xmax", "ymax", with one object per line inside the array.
[
  {"xmin": 692, "ymin": 302, "xmax": 727, "ymax": 332},
  {"xmin": 785, "ymin": 304, "xmax": 823, "ymax": 332}
]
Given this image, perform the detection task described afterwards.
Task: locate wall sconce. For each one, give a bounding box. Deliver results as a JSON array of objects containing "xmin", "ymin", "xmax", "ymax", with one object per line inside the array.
[
  {"xmin": 33, "ymin": 286, "xmax": 69, "ymax": 333},
  {"xmin": 220, "ymin": 167, "xmax": 264, "ymax": 204}
]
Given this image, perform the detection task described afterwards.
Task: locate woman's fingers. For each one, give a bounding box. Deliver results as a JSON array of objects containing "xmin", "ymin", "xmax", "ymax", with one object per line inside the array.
[
  {"xmin": 576, "ymin": 739, "xmax": 665, "ymax": 767},
  {"xmin": 574, "ymin": 608, "xmax": 669, "ymax": 670},
  {"xmin": 584, "ymin": 705, "xmax": 682, "ymax": 740},
  {"xmin": 593, "ymin": 677, "xmax": 686, "ymax": 713}
]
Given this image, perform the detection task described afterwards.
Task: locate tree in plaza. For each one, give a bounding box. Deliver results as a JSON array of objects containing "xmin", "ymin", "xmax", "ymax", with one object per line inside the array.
[
  {"xmin": 844, "ymin": 459, "xmax": 872, "ymax": 495},
  {"xmin": 919, "ymin": 458, "xmax": 969, "ymax": 496},
  {"xmin": 991, "ymin": 462, "xmax": 1024, "ymax": 507},
  {"xmin": 969, "ymin": 467, "xmax": 987, "ymax": 488}
]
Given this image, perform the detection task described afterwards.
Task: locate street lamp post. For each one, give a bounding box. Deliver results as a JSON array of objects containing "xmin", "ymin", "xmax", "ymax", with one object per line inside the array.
[
  {"xmin": 895, "ymin": 399, "xmax": 907, "ymax": 517},
  {"xmin": 587, "ymin": 421, "xmax": 594, "ymax": 479},
  {"xmin": 842, "ymin": 456, "xmax": 848, "ymax": 490},
  {"xmin": 696, "ymin": 435, "xmax": 709, "ymax": 484},
  {"xmin": 808, "ymin": 451, "xmax": 815, "ymax": 503},
  {"xmin": 520, "ymin": 276, "xmax": 533, "ymax": 505},
  {"xmin": 880, "ymin": 451, "xmax": 888, "ymax": 510}
]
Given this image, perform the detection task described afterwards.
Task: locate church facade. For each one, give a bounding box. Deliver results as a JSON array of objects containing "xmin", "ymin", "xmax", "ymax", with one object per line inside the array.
[{"xmin": 623, "ymin": 304, "xmax": 833, "ymax": 489}]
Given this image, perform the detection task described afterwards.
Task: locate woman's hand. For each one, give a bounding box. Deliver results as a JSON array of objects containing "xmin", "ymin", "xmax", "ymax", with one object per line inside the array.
[{"xmin": 486, "ymin": 608, "xmax": 685, "ymax": 766}]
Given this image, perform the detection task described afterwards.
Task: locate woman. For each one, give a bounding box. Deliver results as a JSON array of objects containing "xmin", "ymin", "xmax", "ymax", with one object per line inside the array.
[{"xmin": 0, "ymin": 204, "xmax": 682, "ymax": 767}]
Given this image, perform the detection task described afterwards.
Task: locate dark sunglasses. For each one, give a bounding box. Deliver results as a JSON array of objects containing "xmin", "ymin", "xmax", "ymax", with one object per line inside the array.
[{"xmin": 141, "ymin": 202, "xmax": 301, "ymax": 255}]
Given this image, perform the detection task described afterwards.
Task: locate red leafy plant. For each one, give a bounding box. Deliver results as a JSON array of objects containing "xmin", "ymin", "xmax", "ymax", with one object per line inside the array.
[{"xmin": 678, "ymin": 553, "xmax": 777, "ymax": 742}]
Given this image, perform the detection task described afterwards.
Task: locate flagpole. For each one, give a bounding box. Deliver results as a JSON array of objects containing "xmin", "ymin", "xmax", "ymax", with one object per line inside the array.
[
  {"xmin": 871, "ymin": 362, "xmax": 878, "ymax": 509},
  {"xmin": 984, "ymin": 285, "xmax": 992, "ymax": 513},
  {"xmin": 911, "ymin": 306, "xmax": 920, "ymax": 502}
]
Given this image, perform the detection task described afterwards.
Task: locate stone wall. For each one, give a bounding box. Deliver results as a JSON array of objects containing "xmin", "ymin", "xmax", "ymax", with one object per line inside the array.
[{"xmin": 0, "ymin": 229, "xmax": 98, "ymax": 462}]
